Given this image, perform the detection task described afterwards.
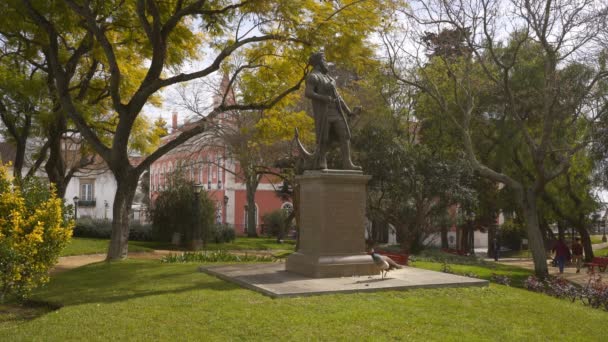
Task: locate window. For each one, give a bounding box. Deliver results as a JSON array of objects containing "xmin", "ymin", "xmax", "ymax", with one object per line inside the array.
[
  {"xmin": 80, "ymin": 179, "xmax": 94, "ymax": 201},
  {"xmin": 155, "ymin": 170, "xmax": 159, "ymax": 191},
  {"xmin": 161, "ymin": 165, "xmax": 165, "ymax": 189},
  {"xmin": 217, "ymin": 156, "xmax": 222, "ymax": 185},
  {"xmin": 216, "ymin": 203, "xmax": 222, "ymax": 224},
  {"xmin": 79, "ymin": 179, "xmax": 96, "ymax": 206},
  {"xmin": 244, "ymin": 204, "xmax": 258, "ymax": 229},
  {"xmin": 207, "ymin": 155, "xmax": 212, "ymax": 182}
]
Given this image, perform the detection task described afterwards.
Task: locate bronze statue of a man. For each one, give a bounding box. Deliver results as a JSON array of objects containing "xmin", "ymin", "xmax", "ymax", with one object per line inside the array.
[{"xmin": 304, "ymin": 52, "xmax": 361, "ymax": 170}]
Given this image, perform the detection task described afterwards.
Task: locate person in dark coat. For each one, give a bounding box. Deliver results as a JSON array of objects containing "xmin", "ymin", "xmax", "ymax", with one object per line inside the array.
[{"xmin": 552, "ymin": 238, "xmax": 570, "ymax": 274}]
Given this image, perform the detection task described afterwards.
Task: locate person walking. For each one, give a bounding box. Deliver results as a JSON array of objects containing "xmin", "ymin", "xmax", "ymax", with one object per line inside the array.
[
  {"xmin": 571, "ymin": 237, "xmax": 584, "ymax": 273},
  {"xmin": 552, "ymin": 238, "xmax": 570, "ymax": 274}
]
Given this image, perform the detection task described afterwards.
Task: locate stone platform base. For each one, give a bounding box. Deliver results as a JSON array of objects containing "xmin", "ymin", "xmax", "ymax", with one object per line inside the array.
[
  {"xmin": 200, "ymin": 263, "xmax": 489, "ymax": 298},
  {"xmin": 285, "ymin": 252, "xmax": 377, "ymax": 278}
]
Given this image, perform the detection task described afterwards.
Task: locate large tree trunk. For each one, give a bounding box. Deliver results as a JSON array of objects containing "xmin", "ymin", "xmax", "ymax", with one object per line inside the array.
[
  {"xmin": 458, "ymin": 220, "xmax": 474, "ymax": 254},
  {"xmin": 107, "ymin": 173, "xmax": 138, "ymax": 260},
  {"xmin": 12, "ymin": 139, "xmax": 27, "ymax": 184},
  {"xmin": 294, "ymin": 181, "xmax": 301, "ymax": 251},
  {"xmin": 441, "ymin": 225, "xmax": 449, "ymax": 249},
  {"xmin": 487, "ymin": 224, "xmax": 496, "ymax": 258},
  {"xmin": 521, "ymin": 189, "xmax": 549, "ymax": 277},
  {"xmin": 577, "ymin": 225, "xmax": 594, "ymax": 262},
  {"xmin": 245, "ymin": 175, "xmax": 259, "ymax": 237},
  {"xmin": 45, "ymin": 118, "xmax": 68, "ymax": 198},
  {"xmin": 539, "ymin": 218, "xmax": 554, "ymax": 247},
  {"xmin": 0, "ymin": 104, "xmax": 31, "ymax": 185},
  {"xmin": 398, "ymin": 222, "xmax": 412, "ymax": 253},
  {"xmin": 557, "ymin": 220, "xmax": 566, "ymax": 241},
  {"xmin": 411, "ymin": 203, "xmax": 428, "ymax": 253}
]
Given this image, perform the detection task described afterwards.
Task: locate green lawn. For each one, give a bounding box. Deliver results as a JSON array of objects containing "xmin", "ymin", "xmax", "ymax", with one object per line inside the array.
[
  {"xmin": 499, "ymin": 249, "xmax": 534, "ymax": 258},
  {"xmin": 1, "ymin": 259, "xmax": 606, "ymax": 341},
  {"xmin": 411, "ymin": 260, "xmax": 534, "ymax": 288},
  {"xmin": 590, "ymin": 235, "xmax": 605, "ymax": 244},
  {"xmin": 60, "ymin": 238, "xmax": 157, "ymax": 256},
  {"xmin": 61, "ymin": 237, "xmax": 295, "ymax": 257},
  {"xmin": 595, "ymin": 247, "xmax": 608, "ymax": 257},
  {"xmin": 206, "ymin": 237, "xmax": 295, "ymax": 251}
]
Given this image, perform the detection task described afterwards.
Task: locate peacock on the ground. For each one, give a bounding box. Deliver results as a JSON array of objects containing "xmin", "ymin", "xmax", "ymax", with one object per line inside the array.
[{"xmin": 370, "ymin": 250, "xmax": 403, "ymax": 279}]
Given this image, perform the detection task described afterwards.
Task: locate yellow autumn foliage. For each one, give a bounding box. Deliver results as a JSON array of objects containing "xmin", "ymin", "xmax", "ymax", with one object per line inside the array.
[{"xmin": 0, "ymin": 164, "xmax": 73, "ymax": 302}]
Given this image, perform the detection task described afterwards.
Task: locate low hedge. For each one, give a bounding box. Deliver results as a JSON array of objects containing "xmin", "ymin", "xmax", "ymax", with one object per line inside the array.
[
  {"xmin": 73, "ymin": 217, "xmax": 155, "ymax": 241},
  {"xmin": 209, "ymin": 224, "xmax": 236, "ymax": 244}
]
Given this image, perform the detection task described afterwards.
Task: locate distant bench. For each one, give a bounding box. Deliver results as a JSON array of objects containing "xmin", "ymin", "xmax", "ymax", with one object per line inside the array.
[
  {"xmin": 375, "ymin": 250, "xmax": 409, "ymax": 265},
  {"xmin": 585, "ymin": 257, "xmax": 608, "ymax": 273}
]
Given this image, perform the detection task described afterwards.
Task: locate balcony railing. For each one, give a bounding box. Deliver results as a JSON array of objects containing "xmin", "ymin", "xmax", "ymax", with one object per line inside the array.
[{"xmin": 78, "ymin": 199, "xmax": 96, "ymax": 207}]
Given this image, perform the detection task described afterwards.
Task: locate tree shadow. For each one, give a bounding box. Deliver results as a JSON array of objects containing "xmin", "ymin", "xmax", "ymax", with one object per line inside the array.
[
  {"xmin": 0, "ymin": 300, "xmax": 62, "ymax": 327},
  {"xmin": 33, "ymin": 260, "xmax": 243, "ymax": 307}
]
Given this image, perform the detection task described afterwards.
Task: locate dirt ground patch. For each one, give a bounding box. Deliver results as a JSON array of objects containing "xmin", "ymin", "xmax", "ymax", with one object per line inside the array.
[
  {"xmin": 51, "ymin": 250, "xmax": 175, "ymax": 275},
  {"xmin": 51, "ymin": 249, "xmax": 284, "ymax": 275}
]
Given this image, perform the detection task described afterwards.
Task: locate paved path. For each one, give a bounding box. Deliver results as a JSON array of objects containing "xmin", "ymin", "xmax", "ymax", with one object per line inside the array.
[
  {"xmin": 492, "ymin": 242, "xmax": 608, "ymax": 286},
  {"xmin": 494, "ymin": 259, "xmax": 603, "ymax": 286}
]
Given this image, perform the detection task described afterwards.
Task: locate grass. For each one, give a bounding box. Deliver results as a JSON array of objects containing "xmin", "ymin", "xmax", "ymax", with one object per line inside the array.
[
  {"xmin": 0, "ymin": 301, "xmax": 59, "ymax": 328},
  {"xmin": 591, "ymin": 235, "xmax": 607, "ymax": 245},
  {"xmin": 498, "ymin": 249, "xmax": 534, "ymax": 258},
  {"xmin": 595, "ymin": 247, "xmax": 608, "ymax": 257},
  {"xmin": 1, "ymin": 257, "xmax": 606, "ymax": 341},
  {"xmin": 411, "ymin": 260, "xmax": 534, "ymax": 288},
  {"xmin": 206, "ymin": 237, "xmax": 295, "ymax": 251},
  {"xmin": 61, "ymin": 237, "xmax": 295, "ymax": 257},
  {"xmin": 410, "ymin": 248, "xmax": 535, "ymax": 288},
  {"xmin": 60, "ymin": 238, "xmax": 157, "ymax": 256}
]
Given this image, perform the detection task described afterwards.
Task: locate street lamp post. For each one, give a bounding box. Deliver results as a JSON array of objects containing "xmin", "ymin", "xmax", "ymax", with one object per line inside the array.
[
  {"xmin": 73, "ymin": 196, "xmax": 79, "ymax": 220},
  {"xmin": 492, "ymin": 224, "xmax": 500, "ymax": 261},
  {"xmin": 572, "ymin": 226, "xmax": 575, "ymax": 245},
  {"xmin": 223, "ymin": 195, "xmax": 229, "ymax": 225},
  {"xmin": 104, "ymin": 200, "xmax": 109, "ymax": 220},
  {"xmin": 244, "ymin": 204, "xmax": 249, "ymax": 235},
  {"xmin": 192, "ymin": 184, "xmax": 205, "ymax": 250}
]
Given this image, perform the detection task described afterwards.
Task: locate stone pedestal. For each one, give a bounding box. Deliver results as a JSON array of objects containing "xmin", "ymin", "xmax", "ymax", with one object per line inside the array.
[{"xmin": 286, "ymin": 170, "xmax": 377, "ymax": 278}]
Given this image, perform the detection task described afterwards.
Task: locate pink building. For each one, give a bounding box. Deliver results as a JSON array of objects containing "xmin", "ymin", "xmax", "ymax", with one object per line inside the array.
[{"xmin": 150, "ymin": 78, "xmax": 291, "ymax": 235}]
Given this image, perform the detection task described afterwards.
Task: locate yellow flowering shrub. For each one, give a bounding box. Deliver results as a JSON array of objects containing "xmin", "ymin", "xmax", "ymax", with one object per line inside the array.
[{"xmin": 0, "ymin": 164, "xmax": 73, "ymax": 302}]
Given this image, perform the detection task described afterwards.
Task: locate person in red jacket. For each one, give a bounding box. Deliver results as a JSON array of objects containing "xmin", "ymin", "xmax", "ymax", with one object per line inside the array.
[
  {"xmin": 571, "ymin": 237, "xmax": 584, "ymax": 273},
  {"xmin": 552, "ymin": 238, "xmax": 570, "ymax": 274}
]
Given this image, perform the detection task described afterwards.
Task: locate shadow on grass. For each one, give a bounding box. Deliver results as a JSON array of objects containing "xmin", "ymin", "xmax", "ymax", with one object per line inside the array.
[
  {"xmin": 0, "ymin": 300, "xmax": 62, "ymax": 327},
  {"xmin": 34, "ymin": 260, "xmax": 241, "ymax": 307}
]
